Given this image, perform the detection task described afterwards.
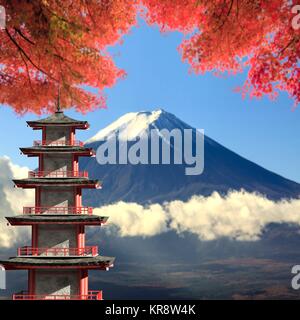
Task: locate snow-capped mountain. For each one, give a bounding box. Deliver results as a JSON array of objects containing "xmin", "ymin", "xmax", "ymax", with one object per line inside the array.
[
  {"xmin": 80, "ymin": 109, "xmax": 300, "ymax": 205},
  {"xmin": 85, "ymin": 109, "xmax": 192, "ymax": 143}
]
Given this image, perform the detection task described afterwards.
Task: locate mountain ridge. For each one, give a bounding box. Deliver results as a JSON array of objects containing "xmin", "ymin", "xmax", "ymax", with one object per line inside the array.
[{"xmin": 80, "ymin": 109, "xmax": 300, "ymax": 205}]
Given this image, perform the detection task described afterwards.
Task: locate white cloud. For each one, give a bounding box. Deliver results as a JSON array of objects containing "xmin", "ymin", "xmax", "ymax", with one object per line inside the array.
[
  {"xmin": 1, "ymin": 156, "xmax": 300, "ymax": 248},
  {"xmin": 94, "ymin": 202, "xmax": 168, "ymax": 237},
  {"xmin": 97, "ymin": 191, "xmax": 300, "ymax": 241},
  {"xmin": 0, "ymin": 156, "xmax": 33, "ymax": 248}
]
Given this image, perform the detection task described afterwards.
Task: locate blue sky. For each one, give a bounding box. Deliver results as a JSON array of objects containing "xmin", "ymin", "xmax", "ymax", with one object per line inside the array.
[{"xmin": 0, "ymin": 20, "xmax": 299, "ymax": 182}]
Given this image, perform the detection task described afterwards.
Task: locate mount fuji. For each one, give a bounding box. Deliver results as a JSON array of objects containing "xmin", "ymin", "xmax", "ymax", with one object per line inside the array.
[
  {"xmin": 80, "ymin": 109, "xmax": 300, "ymax": 205},
  {"xmin": 75, "ymin": 109, "xmax": 300, "ymax": 299}
]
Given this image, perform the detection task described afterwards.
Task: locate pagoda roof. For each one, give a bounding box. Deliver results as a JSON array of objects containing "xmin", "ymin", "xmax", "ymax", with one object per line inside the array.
[
  {"xmin": 27, "ymin": 111, "xmax": 89, "ymax": 129},
  {"xmin": 20, "ymin": 146, "xmax": 94, "ymax": 157},
  {"xmin": 0, "ymin": 256, "xmax": 115, "ymax": 270},
  {"xmin": 13, "ymin": 178, "xmax": 101, "ymax": 189},
  {"xmin": 6, "ymin": 215, "xmax": 108, "ymax": 226}
]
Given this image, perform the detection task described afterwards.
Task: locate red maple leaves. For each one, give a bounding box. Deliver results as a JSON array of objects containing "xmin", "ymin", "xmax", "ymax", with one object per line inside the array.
[
  {"xmin": 143, "ymin": 0, "xmax": 300, "ymax": 107},
  {"xmin": 0, "ymin": 0, "xmax": 299, "ymax": 114}
]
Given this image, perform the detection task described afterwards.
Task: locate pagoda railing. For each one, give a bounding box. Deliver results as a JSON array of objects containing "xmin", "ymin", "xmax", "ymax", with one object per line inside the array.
[
  {"xmin": 23, "ymin": 206, "xmax": 93, "ymax": 215},
  {"xmin": 17, "ymin": 246, "xmax": 98, "ymax": 257},
  {"xmin": 28, "ymin": 170, "xmax": 88, "ymax": 178},
  {"xmin": 12, "ymin": 290, "xmax": 103, "ymax": 300},
  {"xmin": 33, "ymin": 140, "xmax": 84, "ymax": 147}
]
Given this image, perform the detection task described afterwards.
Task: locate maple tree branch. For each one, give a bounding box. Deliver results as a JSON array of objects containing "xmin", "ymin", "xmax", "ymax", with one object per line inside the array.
[
  {"xmin": 14, "ymin": 28, "xmax": 35, "ymax": 45},
  {"xmin": 279, "ymin": 37, "xmax": 298, "ymax": 57},
  {"xmin": 82, "ymin": 0, "xmax": 97, "ymax": 26},
  {"xmin": 19, "ymin": 50, "xmax": 36, "ymax": 94},
  {"xmin": 214, "ymin": 0, "xmax": 234, "ymax": 32},
  {"xmin": 5, "ymin": 28, "xmax": 58, "ymax": 82}
]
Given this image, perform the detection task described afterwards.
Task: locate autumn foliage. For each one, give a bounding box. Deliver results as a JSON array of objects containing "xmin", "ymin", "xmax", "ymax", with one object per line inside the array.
[{"xmin": 0, "ymin": 0, "xmax": 299, "ymax": 114}]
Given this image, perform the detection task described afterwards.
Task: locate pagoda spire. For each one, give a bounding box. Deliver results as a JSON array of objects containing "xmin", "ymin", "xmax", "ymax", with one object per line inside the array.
[{"xmin": 56, "ymin": 85, "xmax": 61, "ymax": 113}]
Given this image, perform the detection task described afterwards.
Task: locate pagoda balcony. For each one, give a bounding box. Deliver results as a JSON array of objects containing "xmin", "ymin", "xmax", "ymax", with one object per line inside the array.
[
  {"xmin": 28, "ymin": 170, "xmax": 88, "ymax": 178},
  {"xmin": 23, "ymin": 206, "xmax": 93, "ymax": 215},
  {"xmin": 17, "ymin": 246, "xmax": 99, "ymax": 257},
  {"xmin": 33, "ymin": 140, "xmax": 84, "ymax": 147},
  {"xmin": 12, "ymin": 290, "xmax": 103, "ymax": 300}
]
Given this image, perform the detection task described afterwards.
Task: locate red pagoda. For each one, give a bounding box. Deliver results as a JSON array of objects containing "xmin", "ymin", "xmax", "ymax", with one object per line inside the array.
[{"xmin": 0, "ymin": 108, "xmax": 114, "ymax": 300}]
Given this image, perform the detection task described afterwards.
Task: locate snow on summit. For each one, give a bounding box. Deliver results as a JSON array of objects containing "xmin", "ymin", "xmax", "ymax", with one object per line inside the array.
[{"xmin": 85, "ymin": 109, "xmax": 190, "ymax": 143}]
